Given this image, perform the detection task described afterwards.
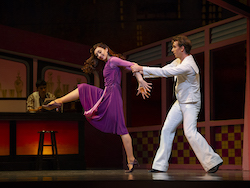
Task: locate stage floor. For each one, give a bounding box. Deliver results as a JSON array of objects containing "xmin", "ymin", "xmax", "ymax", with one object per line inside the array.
[{"xmin": 0, "ymin": 169, "xmax": 249, "ymax": 187}]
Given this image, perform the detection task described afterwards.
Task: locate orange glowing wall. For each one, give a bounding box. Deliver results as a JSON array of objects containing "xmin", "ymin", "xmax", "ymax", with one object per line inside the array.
[
  {"xmin": 0, "ymin": 121, "xmax": 10, "ymax": 156},
  {"xmin": 16, "ymin": 121, "xmax": 79, "ymax": 155}
]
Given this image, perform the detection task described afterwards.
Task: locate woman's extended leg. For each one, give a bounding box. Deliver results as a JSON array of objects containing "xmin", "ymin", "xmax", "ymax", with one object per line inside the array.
[
  {"xmin": 43, "ymin": 88, "xmax": 80, "ymax": 110},
  {"xmin": 56, "ymin": 88, "xmax": 80, "ymax": 103},
  {"xmin": 120, "ymin": 133, "xmax": 138, "ymax": 172}
]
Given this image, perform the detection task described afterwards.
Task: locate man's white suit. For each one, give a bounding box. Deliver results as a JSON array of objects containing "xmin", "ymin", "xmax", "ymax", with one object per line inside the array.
[{"xmin": 143, "ymin": 55, "xmax": 223, "ymax": 172}]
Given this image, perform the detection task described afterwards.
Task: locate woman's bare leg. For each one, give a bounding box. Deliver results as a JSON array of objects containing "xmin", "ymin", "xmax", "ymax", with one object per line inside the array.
[
  {"xmin": 44, "ymin": 88, "xmax": 80, "ymax": 110},
  {"xmin": 121, "ymin": 134, "xmax": 136, "ymax": 170},
  {"xmin": 54, "ymin": 88, "xmax": 80, "ymax": 104}
]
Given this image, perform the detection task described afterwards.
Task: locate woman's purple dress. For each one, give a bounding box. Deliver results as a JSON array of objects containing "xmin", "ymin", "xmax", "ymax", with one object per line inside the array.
[{"xmin": 78, "ymin": 57, "xmax": 133, "ymax": 135}]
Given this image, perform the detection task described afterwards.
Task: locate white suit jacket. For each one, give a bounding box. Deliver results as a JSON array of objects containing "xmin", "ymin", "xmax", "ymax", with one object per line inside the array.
[{"xmin": 143, "ymin": 55, "xmax": 200, "ymax": 104}]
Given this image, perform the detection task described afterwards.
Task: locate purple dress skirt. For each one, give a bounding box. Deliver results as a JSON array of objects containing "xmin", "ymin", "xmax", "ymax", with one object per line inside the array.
[{"xmin": 78, "ymin": 57, "xmax": 133, "ymax": 135}]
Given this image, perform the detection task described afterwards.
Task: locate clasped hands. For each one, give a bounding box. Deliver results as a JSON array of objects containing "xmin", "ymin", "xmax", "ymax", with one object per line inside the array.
[
  {"xmin": 131, "ymin": 63, "xmax": 143, "ymax": 75},
  {"xmin": 131, "ymin": 63, "xmax": 152, "ymax": 99}
]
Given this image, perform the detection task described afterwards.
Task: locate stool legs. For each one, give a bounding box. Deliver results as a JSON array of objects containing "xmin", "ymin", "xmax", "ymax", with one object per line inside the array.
[
  {"xmin": 51, "ymin": 131, "xmax": 59, "ymax": 170},
  {"xmin": 37, "ymin": 131, "xmax": 45, "ymax": 170},
  {"xmin": 37, "ymin": 131, "xmax": 59, "ymax": 170}
]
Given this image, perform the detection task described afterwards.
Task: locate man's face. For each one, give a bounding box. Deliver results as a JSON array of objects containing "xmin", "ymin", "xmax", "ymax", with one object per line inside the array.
[
  {"xmin": 171, "ymin": 41, "xmax": 184, "ymax": 59},
  {"xmin": 37, "ymin": 85, "xmax": 47, "ymax": 98}
]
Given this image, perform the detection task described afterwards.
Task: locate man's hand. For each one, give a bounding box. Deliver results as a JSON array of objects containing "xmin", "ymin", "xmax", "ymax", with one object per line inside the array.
[
  {"xmin": 28, "ymin": 106, "xmax": 43, "ymax": 113},
  {"xmin": 131, "ymin": 63, "xmax": 143, "ymax": 73}
]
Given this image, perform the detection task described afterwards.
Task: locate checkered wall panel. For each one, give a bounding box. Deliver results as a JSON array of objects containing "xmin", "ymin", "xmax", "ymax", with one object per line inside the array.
[
  {"xmin": 214, "ymin": 124, "xmax": 243, "ymax": 165},
  {"xmin": 170, "ymin": 127, "xmax": 205, "ymax": 164},
  {"xmin": 131, "ymin": 124, "xmax": 243, "ymax": 166},
  {"xmin": 131, "ymin": 131, "xmax": 160, "ymax": 164}
]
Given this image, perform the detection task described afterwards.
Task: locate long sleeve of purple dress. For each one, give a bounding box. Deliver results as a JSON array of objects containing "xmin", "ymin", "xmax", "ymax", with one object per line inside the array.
[{"xmin": 77, "ymin": 56, "xmax": 133, "ymax": 135}]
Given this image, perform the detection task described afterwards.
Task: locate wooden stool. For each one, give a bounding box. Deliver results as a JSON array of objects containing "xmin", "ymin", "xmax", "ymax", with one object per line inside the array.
[{"xmin": 37, "ymin": 130, "xmax": 59, "ymax": 170}]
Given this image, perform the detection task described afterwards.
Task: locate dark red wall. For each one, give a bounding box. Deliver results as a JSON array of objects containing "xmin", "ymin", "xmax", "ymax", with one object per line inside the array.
[{"xmin": 0, "ymin": 24, "xmax": 91, "ymax": 65}]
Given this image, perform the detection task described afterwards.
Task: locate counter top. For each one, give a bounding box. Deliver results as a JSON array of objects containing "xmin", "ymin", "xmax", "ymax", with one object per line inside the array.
[{"xmin": 0, "ymin": 112, "xmax": 85, "ymax": 121}]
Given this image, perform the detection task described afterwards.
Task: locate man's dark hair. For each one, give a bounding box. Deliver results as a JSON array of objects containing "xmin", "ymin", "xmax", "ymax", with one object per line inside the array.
[{"xmin": 36, "ymin": 80, "xmax": 47, "ymax": 88}]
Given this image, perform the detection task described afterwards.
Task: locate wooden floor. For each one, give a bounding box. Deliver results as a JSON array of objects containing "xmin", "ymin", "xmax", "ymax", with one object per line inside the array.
[{"xmin": 0, "ymin": 169, "xmax": 249, "ymax": 188}]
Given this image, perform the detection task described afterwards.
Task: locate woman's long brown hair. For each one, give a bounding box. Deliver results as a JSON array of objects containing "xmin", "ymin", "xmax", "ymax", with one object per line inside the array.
[{"xmin": 82, "ymin": 43, "xmax": 125, "ymax": 74}]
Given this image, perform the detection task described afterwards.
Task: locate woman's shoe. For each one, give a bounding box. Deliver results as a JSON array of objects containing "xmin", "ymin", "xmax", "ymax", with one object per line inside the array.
[
  {"xmin": 42, "ymin": 101, "xmax": 62, "ymax": 110},
  {"xmin": 125, "ymin": 159, "xmax": 139, "ymax": 173}
]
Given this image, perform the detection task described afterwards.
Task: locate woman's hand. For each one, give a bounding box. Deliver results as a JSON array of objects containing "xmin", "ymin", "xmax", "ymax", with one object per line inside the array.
[
  {"xmin": 137, "ymin": 79, "xmax": 152, "ymax": 99},
  {"xmin": 132, "ymin": 70, "xmax": 152, "ymax": 99}
]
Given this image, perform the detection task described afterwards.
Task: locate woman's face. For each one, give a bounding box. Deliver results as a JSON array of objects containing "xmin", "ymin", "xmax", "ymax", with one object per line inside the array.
[{"xmin": 94, "ymin": 47, "xmax": 109, "ymax": 61}]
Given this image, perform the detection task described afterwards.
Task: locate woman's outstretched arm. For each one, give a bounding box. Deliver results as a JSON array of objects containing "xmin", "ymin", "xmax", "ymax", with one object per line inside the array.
[{"xmin": 109, "ymin": 57, "xmax": 152, "ymax": 99}]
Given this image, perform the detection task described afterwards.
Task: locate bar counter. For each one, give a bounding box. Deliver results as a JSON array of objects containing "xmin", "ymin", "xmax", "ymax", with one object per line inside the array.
[
  {"xmin": 0, "ymin": 112, "xmax": 124, "ymax": 171},
  {"xmin": 0, "ymin": 112, "xmax": 85, "ymax": 121},
  {"xmin": 0, "ymin": 112, "xmax": 86, "ymax": 171}
]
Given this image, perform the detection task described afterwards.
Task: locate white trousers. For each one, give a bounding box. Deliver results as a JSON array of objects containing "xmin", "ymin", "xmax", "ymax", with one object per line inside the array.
[{"xmin": 152, "ymin": 100, "xmax": 223, "ymax": 172}]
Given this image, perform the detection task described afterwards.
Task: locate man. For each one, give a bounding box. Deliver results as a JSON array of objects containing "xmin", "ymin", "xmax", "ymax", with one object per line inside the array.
[
  {"xmin": 131, "ymin": 35, "xmax": 223, "ymax": 173},
  {"xmin": 27, "ymin": 80, "xmax": 56, "ymax": 112}
]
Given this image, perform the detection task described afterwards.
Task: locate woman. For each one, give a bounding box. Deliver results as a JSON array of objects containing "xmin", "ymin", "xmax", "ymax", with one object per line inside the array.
[{"xmin": 43, "ymin": 43, "xmax": 152, "ymax": 172}]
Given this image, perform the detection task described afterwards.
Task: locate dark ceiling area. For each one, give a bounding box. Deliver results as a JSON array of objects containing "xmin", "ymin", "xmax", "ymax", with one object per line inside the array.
[{"xmin": 0, "ymin": 0, "xmax": 248, "ymax": 53}]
